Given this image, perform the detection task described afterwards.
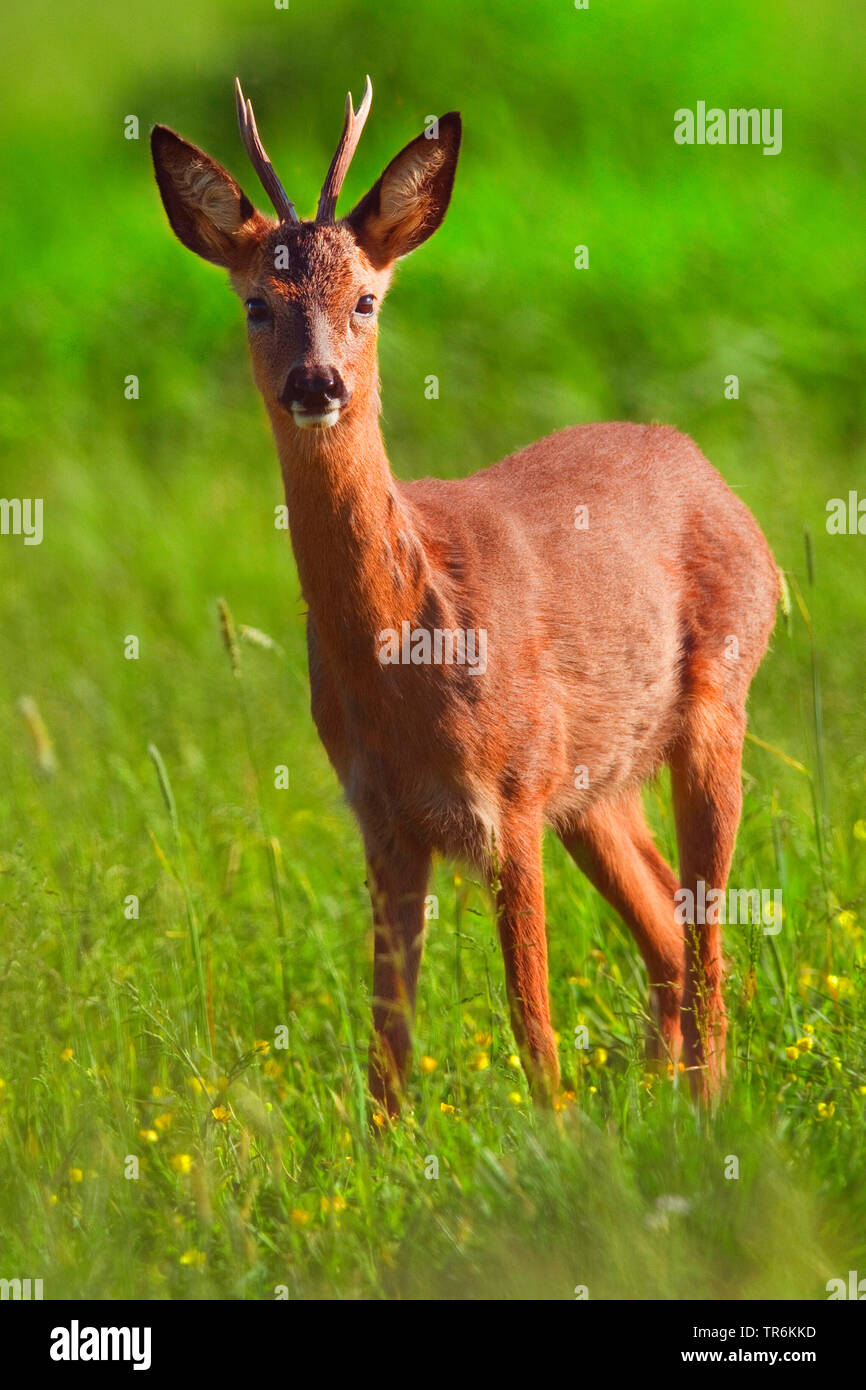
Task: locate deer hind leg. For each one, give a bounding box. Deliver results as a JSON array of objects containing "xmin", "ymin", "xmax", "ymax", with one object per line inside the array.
[
  {"xmin": 494, "ymin": 819, "xmax": 559, "ymax": 1105},
  {"xmin": 559, "ymin": 791, "xmax": 684, "ymax": 1064},
  {"xmin": 366, "ymin": 836, "xmax": 431, "ymax": 1118},
  {"xmin": 669, "ymin": 697, "xmax": 746, "ymax": 1104}
]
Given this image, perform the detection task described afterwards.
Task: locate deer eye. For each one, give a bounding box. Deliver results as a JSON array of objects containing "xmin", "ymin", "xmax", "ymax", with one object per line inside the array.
[
  {"xmin": 245, "ymin": 297, "xmax": 271, "ymax": 325},
  {"xmin": 354, "ymin": 294, "xmax": 375, "ymax": 316}
]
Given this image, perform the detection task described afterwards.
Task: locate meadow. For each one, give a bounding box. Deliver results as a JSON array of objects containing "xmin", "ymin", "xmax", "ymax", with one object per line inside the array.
[{"xmin": 0, "ymin": 0, "xmax": 864, "ymax": 1299}]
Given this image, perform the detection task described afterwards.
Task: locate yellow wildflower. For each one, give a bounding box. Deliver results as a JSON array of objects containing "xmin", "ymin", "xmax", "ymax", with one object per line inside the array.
[{"xmin": 824, "ymin": 974, "xmax": 855, "ymax": 1000}]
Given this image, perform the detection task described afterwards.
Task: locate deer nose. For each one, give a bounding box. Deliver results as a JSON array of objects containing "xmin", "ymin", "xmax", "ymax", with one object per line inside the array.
[{"xmin": 281, "ymin": 365, "xmax": 348, "ymax": 414}]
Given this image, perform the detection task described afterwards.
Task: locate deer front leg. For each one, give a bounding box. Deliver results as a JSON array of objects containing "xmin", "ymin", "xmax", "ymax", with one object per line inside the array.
[
  {"xmin": 495, "ymin": 824, "xmax": 560, "ymax": 1105},
  {"xmin": 366, "ymin": 836, "xmax": 431, "ymax": 1118}
]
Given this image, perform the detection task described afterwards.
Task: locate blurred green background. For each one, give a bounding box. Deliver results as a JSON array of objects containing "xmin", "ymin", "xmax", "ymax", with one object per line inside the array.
[{"xmin": 0, "ymin": 0, "xmax": 864, "ymax": 1300}]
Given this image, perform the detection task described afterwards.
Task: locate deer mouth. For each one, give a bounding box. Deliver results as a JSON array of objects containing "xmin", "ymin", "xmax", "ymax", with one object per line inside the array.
[{"xmin": 290, "ymin": 405, "xmax": 343, "ymax": 429}]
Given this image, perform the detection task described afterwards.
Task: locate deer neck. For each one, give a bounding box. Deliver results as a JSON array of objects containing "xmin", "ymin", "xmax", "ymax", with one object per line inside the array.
[{"xmin": 269, "ymin": 396, "xmax": 428, "ymax": 661}]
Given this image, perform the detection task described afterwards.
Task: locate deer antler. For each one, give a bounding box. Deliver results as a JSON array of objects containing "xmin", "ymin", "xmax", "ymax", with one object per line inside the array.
[
  {"xmin": 235, "ymin": 77, "xmax": 299, "ymax": 225},
  {"xmin": 316, "ymin": 76, "xmax": 373, "ymax": 224}
]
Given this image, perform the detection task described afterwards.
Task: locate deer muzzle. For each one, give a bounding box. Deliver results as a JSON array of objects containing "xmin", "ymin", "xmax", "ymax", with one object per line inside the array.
[{"xmin": 280, "ymin": 364, "xmax": 351, "ymax": 428}]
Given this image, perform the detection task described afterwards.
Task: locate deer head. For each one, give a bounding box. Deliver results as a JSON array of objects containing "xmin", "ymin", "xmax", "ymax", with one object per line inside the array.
[{"xmin": 151, "ymin": 80, "xmax": 461, "ymax": 430}]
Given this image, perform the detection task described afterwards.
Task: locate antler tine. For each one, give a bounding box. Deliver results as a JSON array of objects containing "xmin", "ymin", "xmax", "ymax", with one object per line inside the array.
[
  {"xmin": 316, "ymin": 76, "xmax": 373, "ymax": 224},
  {"xmin": 234, "ymin": 77, "xmax": 299, "ymax": 225}
]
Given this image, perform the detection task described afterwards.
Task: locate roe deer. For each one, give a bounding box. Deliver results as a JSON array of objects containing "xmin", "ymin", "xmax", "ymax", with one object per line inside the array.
[{"xmin": 151, "ymin": 78, "xmax": 779, "ymax": 1113}]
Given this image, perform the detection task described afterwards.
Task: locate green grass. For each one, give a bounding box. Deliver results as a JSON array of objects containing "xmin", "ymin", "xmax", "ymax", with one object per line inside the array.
[{"xmin": 0, "ymin": 0, "xmax": 864, "ymax": 1299}]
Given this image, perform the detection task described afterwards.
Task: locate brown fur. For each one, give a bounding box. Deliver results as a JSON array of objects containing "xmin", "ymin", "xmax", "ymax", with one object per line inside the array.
[{"xmin": 152, "ymin": 100, "xmax": 779, "ymax": 1113}]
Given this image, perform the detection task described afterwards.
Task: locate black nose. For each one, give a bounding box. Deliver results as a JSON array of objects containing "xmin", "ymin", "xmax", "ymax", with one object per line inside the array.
[{"xmin": 281, "ymin": 365, "xmax": 348, "ymax": 413}]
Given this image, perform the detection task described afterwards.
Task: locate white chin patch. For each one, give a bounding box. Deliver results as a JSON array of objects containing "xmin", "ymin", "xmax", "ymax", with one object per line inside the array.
[{"xmin": 292, "ymin": 408, "xmax": 341, "ymax": 430}]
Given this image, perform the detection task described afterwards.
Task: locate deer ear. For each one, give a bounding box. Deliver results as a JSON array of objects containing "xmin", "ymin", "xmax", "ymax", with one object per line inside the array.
[
  {"xmin": 347, "ymin": 112, "xmax": 461, "ymax": 268},
  {"xmin": 151, "ymin": 125, "xmax": 269, "ymax": 268}
]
